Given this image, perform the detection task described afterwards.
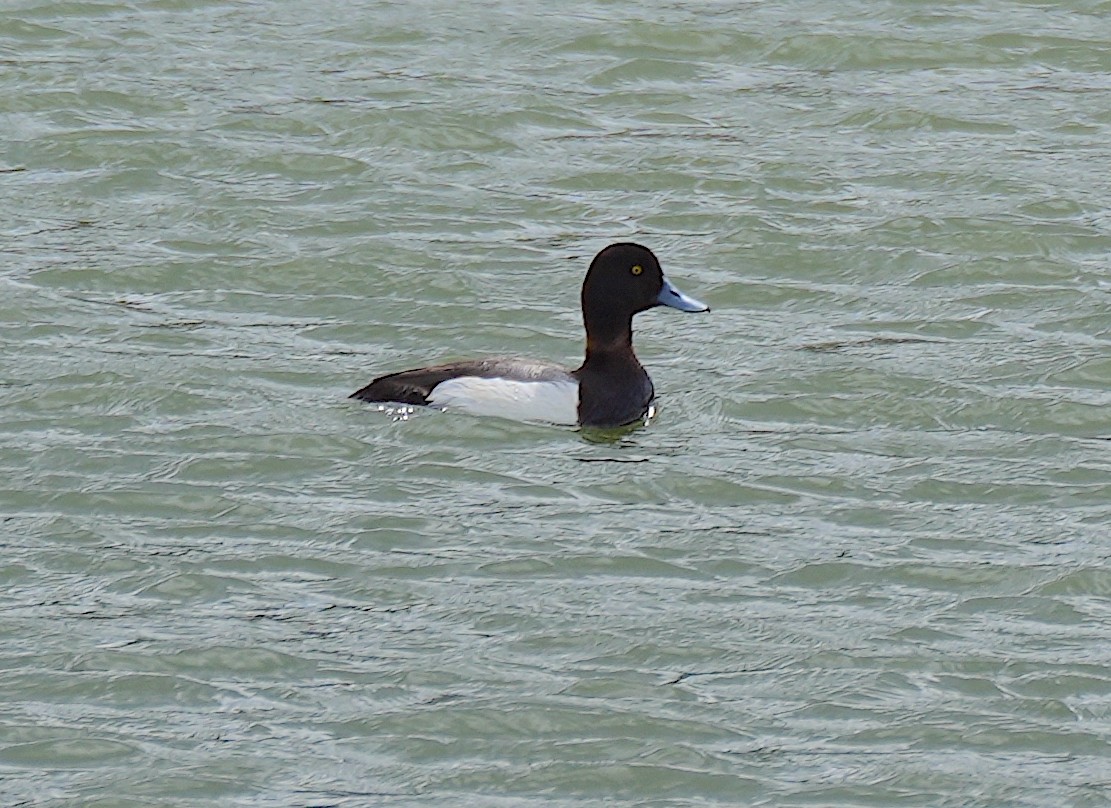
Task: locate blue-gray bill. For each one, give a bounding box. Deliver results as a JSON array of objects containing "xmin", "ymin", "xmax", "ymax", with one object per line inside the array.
[{"xmin": 657, "ymin": 275, "xmax": 710, "ymax": 312}]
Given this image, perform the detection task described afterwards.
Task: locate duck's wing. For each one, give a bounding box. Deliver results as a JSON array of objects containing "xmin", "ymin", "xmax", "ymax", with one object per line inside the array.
[{"xmin": 350, "ymin": 358, "xmax": 573, "ymax": 406}]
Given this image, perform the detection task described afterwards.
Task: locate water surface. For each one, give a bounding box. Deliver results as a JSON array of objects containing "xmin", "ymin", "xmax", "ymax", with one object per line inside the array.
[{"xmin": 3, "ymin": 1, "xmax": 1111, "ymax": 805}]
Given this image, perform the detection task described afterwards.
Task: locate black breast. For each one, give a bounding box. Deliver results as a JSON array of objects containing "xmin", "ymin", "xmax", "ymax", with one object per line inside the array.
[{"xmin": 574, "ymin": 354, "xmax": 654, "ymax": 428}]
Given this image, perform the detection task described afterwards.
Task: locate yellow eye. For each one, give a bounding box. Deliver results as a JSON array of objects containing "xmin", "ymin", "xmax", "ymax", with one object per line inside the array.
[{"xmin": 631, "ymin": 264, "xmax": 643, "ymax": 276}]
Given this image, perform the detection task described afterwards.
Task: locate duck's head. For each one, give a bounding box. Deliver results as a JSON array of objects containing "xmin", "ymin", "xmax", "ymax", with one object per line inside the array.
[{"xmin": 581, "ymin": 243, "xmax": 709, "ymax": 339}]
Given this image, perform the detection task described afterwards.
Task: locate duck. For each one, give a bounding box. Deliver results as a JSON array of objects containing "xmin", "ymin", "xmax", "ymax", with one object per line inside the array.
[{"xmin": 350, "ymin": 242, "xmax": 709, "ymax": 427}]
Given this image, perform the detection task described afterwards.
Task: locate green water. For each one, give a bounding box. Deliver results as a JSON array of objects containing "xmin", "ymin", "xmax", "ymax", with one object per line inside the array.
[{"xmin": 3, "ymin": 1, "xmax": 1111, "ymax": 805}]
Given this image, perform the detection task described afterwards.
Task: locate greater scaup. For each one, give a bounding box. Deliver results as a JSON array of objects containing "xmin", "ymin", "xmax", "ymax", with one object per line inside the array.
[{"xmin": 350, "ymin": 242, "xmax": 709, "ymax": 427}]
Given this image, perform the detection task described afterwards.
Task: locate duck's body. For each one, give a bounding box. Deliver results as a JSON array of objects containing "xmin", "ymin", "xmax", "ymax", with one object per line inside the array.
[
  {"xmin": 354, "ymin": 357, "xmax": 582, "ymax": 425},
  {"xmin": 351, "ymin": 243, "xmax": 708, "ymax": 428}
]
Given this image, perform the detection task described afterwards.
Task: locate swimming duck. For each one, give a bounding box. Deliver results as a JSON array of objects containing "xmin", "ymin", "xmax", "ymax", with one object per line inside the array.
[{"xmin": 351, "ymin": 242, "xmax": 709, "ymax": 427}]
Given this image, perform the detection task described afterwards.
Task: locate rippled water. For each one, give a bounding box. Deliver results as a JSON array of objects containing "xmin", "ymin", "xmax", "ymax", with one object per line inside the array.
[{"xmin": 4, "ymin": 1, "xmax": 1111, "ymax": 805}]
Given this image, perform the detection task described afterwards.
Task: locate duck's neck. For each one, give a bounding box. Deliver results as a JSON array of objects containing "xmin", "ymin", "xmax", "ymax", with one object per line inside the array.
[{"xmin": 582, "ymin": 307, "xmax": 635, "ymax": 359}]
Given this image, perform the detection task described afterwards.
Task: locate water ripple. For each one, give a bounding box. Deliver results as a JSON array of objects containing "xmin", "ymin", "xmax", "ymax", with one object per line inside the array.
[{"xmin": 4, "ymin": 1, "xmax": 1111, "ymax": 806}]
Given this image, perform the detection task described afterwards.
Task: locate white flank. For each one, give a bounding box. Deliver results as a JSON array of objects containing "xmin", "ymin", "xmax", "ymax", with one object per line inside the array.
[{"xmin": 427, "ymin": 377, "xmax": 579, "ymax": 425}]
